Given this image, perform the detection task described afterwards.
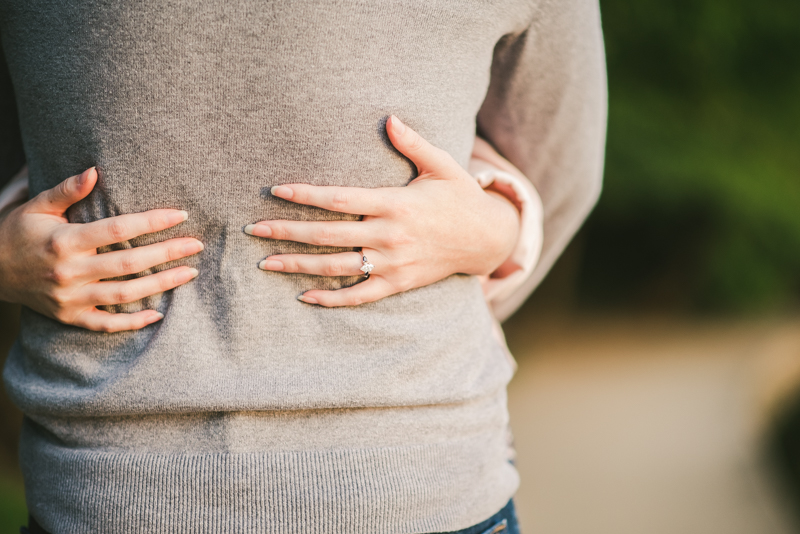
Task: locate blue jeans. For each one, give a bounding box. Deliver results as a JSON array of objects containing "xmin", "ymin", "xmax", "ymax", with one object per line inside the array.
[{"xmin": 431, "ymin": 499, "xmax": 520, "ymax": 534}]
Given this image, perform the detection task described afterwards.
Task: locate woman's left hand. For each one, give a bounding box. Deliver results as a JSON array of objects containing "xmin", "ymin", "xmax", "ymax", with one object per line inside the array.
[{"xmin": 244, "ymin": 115, "xmax": 520, "ymax": 307}]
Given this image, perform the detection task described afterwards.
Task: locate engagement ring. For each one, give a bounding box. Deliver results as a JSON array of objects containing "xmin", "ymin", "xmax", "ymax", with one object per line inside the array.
[{"xmin": 360, "ymin": 254, "xmax": 374, "ymax": 279}]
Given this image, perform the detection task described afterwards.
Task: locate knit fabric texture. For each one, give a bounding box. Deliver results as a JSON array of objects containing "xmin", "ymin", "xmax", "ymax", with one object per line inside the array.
[{"xmin": 0, "ymin": 0, "xmax": 607, "ymax": 532}]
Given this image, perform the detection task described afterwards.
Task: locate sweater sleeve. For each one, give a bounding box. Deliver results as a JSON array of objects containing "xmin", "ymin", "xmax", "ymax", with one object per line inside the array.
[
  {"xmin": 476, "ymin": 0, "xmax": 607, "ymax": 322},
  {"xmin": 0, "ymin": 35, "xmax": 26, "ymax": 192}
]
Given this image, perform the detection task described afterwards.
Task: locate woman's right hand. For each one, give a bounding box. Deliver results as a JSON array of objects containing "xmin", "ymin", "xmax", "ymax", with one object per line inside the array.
[{"xmin": 0, "ymin": 167, "xmax": 203, "ymax": 332}]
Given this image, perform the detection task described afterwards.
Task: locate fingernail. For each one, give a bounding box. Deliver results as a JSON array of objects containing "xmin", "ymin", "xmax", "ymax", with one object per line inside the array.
[
  {"xmin": 182, "ymin": 240, "xmax": 204, "ymax": 255},
  {"xmin": 259, "ymin": 259, "xmax": 284, "ymax": 271},
  {"xmin": 244, "ymin": 224, "xmax": 272, "ymax": 237},
  {"xmin": 297, "ymin": 294, "xmax": 318, "ymax": 304},
  {"xmin": 390, "ymin": 115, "xmax": 406, "ymax": 136},
  {"xmin": 176, "ymin": 268, "xmax": 200, "ymax": 284},
  {"xmin": 77, "ymin": 168, "xmax": 92, "ymax": 187},
  {"xmin": 168, "ymin": 210, "xmax": 189, "ymax": 225},
  {"xmin": 271, "ymin": 185, "xmax": 293, "ymax": 199},
  {"xmin": 153, "ymin": 312, "xmax": 164, "ymax": 320}
]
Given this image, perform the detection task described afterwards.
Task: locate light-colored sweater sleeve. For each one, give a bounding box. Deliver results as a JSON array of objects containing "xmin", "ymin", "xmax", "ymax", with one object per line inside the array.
[{"xmin": 475, "ymin": 0, "xmax": 608, "ymax": 322}]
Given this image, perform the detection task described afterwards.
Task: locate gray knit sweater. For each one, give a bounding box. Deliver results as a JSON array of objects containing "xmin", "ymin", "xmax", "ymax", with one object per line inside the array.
[{"xmin": 0, "ymin": 0, "xmax": 606, "ymax": 532}]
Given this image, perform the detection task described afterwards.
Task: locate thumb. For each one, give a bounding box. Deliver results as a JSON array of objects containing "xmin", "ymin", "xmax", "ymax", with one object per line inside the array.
[
  {"xmin": 387, "ymin": 115, "xmax": 452, "ymax": 175},
  {"xmin": 29, "ymin": 167, "xmax": 97, "ymax": 216}
]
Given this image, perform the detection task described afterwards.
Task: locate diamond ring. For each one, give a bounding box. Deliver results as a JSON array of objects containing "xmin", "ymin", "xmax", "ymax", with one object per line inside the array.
[{"xmin": 360, "ymin": 253, "xmax": 374, "ymax": 279}]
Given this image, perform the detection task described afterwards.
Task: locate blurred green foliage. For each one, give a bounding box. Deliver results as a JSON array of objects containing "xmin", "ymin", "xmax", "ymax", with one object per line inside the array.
[
  {"xmin": 578, "ymin": 0, "xmax": 800, "ymax": 313},
  {"xmin": 0, "ymin": 476, "xmax": 25, "ymax": 534}
]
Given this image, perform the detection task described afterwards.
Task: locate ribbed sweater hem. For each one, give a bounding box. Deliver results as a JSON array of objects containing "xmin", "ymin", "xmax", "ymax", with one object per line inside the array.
[{"xmin": 21, "ymin": 419, "xmax": 519, "ymax": 534}]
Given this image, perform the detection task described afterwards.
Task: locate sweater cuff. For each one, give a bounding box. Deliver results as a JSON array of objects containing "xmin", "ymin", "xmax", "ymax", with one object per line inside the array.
[
  {"xmin": 0, "ymin": 166, "xmax": 29, "ymax": 218},
  {"xmin": 472, "ymin": 167, "xmax": 544, "ymax": 306}
]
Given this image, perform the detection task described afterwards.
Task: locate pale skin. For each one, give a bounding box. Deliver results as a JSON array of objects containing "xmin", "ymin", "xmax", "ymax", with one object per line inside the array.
[
  {"xmin": 0, "ymin": 116, "xmax": 520, "ymax": 331},
  {"xmin": 246, "ymin": 116, "xmax": 521, "ymax": 306}
]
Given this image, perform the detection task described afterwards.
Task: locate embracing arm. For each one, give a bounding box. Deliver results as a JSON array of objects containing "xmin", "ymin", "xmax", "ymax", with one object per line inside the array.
[
  {"xmin": 475, "ymin": 0, "xmax": 608, "ymax": 321},
  {"xmin": 0, "ymin": 137, "xmax": 541, "ymax": 314},
  {"xmin": 247, "ymin": 115, "xmax": 523, "ymax": 307},
  {"xmin": 0, "ymin": 167, "xmax": 204, "ymax": 331},
  {"xmin": 469, "ymin": 137, "xmax": 544, "ymax": 311}
]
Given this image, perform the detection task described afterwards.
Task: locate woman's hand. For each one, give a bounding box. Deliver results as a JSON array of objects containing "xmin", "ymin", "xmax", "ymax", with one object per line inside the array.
[
  {"xmin": 0, "ymin": 167, "xmax": 203, "ymax": 332},
  {"xmin": 244, "ymin": 115, "xmax": 521, "ymax": 307}
]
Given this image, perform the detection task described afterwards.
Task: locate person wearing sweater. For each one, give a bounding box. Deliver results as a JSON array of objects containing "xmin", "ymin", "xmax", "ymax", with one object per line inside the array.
[{"xmin": 0, "ymin": 0, "xmax": 606, "ymax": 532}]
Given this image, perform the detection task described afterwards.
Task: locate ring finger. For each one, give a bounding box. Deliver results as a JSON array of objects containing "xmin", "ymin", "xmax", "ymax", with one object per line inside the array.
[{"xmin": 259, "ymin": 251, "xmax": 382, "ymax": 277}]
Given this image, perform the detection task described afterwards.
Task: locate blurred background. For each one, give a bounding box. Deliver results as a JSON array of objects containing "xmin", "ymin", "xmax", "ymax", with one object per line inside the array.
[{"xmin": 2, "ymin": 0, "xmax": 800, "ymax": 532}]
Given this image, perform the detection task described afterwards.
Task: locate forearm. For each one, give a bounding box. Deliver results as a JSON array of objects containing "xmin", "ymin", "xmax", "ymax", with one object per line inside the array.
[
  {"xmin": 481, "ymin": 188, "xmax": 522, "ymax": 278},
  {"xmin": 469, "ymin": 137, "xmax": 544, "ymax": 306}
]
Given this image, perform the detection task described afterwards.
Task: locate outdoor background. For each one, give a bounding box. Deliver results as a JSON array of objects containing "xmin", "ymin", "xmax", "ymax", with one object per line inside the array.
[{"xmin": 2, "ymin": 0, "xmax": 800, "ymax": 532}]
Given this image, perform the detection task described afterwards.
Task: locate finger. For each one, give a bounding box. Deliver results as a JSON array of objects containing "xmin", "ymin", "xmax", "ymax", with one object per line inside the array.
[
  {"xmin": 259, "ymin": 251, "xmax": 366, "ymax": 277},
  {"xmin": 81, "ymin": 266, "xmax": 199, "ymax": 306},
  {"xmin": 269, "ymin": 184, "xmax": 391, "ymax": 216},
  {"xmin": 71, "ymin": 209, "xmax": 190, "ymax": 251},
  {"xmin": 72, "ymin": 308, "xmax": 164, "ymax": 333},
  {"xmin": 28, "ymin": 167, "xmax": 97, "ymax": 216},
  {"xmin": 297, "ymin": 276, "xmax": 395, "ymax": 307},
  {"xmin": 81, "ymin": 237, "xmax": 204, "ymax": 281},
  {"xmin": 244, "ymin": 220, "xmax": 374, "ymax": 248},
  {"xmin": 385, "ymin": 115, "xmax": 453, "ymax": 174}
]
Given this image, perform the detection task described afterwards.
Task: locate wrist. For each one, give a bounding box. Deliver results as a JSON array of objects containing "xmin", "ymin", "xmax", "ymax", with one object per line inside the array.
[
  {"xmin": 469, "ymin": 162, "xmax": 544, "ymax": 287},
  {"xmin": 0, "ymin": 217, "xmax": 15, "ymax": 303},
  {"xmin": 0, "ymin": 167, "xmax": 30, "ymax": 215},
  {"xmin": 483, "ymin": 189, "xmax": 522, "ymax": 276},
  {"xmin": 0, "ymin": 198, "xmax": 25, "ymax": 223},
  {"xmin": 479, "ymin": 188, "xmax": 521, "ymax": 274}
]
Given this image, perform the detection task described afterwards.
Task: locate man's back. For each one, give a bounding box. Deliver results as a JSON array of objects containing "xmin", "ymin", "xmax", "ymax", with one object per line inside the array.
[{"xmin": 0, "ymin": 0, "xmax": 606, "ymax": 531}]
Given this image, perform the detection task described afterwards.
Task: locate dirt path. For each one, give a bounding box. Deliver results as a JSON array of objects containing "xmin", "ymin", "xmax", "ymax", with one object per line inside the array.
[{"xmin": 505, "ymin": 315, "xmax": 800, "ymax": 534}]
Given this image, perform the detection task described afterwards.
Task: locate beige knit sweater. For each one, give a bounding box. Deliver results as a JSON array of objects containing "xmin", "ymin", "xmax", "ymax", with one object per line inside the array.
[{"xmin": 0, "ymin": 0, "xmax": 606, "ymax": 532}]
